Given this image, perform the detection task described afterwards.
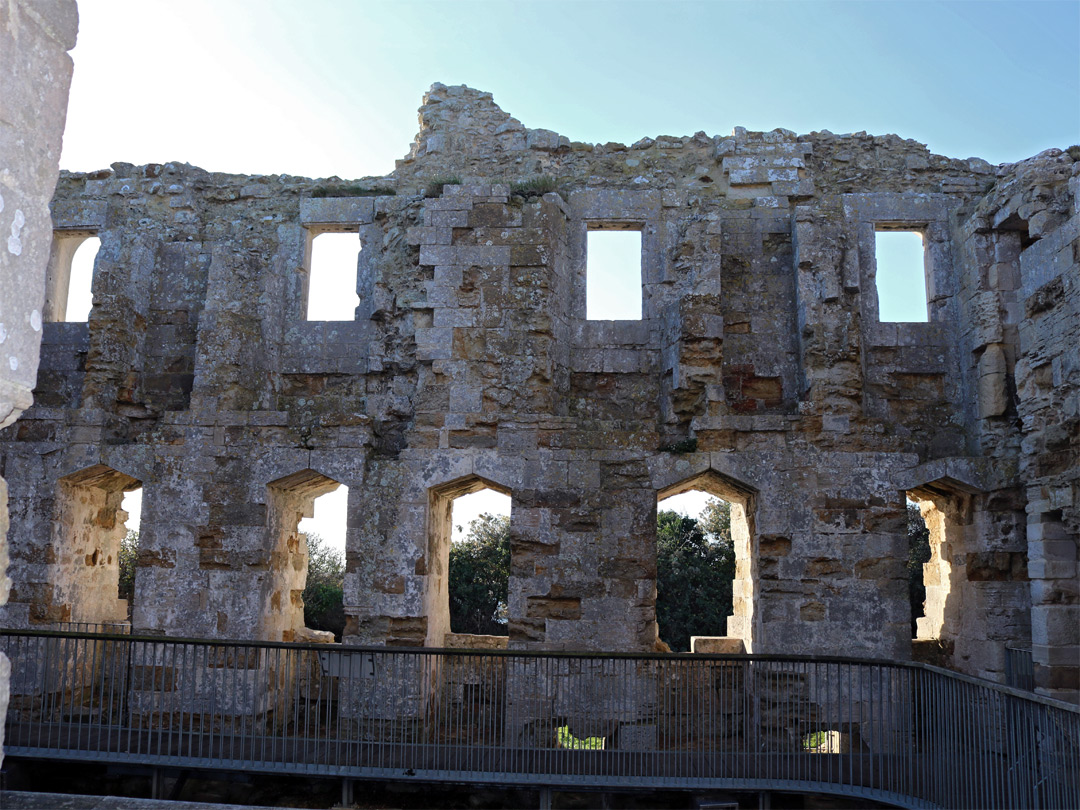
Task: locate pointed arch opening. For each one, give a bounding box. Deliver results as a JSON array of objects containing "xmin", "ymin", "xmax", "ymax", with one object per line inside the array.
[
  {"xmin": 266, "ymin": 470, "xmax": 345, "ymax": 642},
  {"xmin": 657, "ymin": 470, "xmax": 756, "ymax": 653},
  {"xmin": 428, "ymin": 475, "xmax": 513, "ymax": 648},
  {"xmin": 50, "ymin": 465, "xmax": 141, "ymax": 629}
]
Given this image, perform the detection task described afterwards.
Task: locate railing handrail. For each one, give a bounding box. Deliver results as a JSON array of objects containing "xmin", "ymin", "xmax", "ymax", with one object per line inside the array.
[
  {"xmin": 2, "ymin": 626, "xmax": 1075, "ymax": 714},
  {"xmin": 4, "ymin": 628, "xmax": 1077, "ymax": 809}
]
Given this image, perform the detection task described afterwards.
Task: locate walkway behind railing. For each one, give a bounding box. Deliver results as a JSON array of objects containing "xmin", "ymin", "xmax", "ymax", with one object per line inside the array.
[{"xmin": 1, "ymin": 629, "xmax": 1077, "ymax": 810}]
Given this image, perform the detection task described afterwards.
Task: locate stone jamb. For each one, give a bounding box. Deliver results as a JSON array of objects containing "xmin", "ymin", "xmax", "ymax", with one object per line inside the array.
[
  {"xmin": 845, "ymin": 193, "xmax": 959, "ymax": 346},
  {"xmin": 47, "ymin": 464, "xmax": 141, "ymax": 628},
  {"xmin": 567, "ymin": 189, "xmax": 664, "ymax": 343},
  {"xmin": 264, "ymin": 468, "xmax": 344, "ymax": 642}
]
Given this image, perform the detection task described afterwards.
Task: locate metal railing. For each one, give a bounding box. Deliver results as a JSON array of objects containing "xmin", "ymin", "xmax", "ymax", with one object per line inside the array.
[
  {"xmin": 1005, "ymin": 646, "xmax": 1035, "ymax": 692},
  {"xmin": 1, "ymin": 629, "xmax": 1077, "ymax": 809}
]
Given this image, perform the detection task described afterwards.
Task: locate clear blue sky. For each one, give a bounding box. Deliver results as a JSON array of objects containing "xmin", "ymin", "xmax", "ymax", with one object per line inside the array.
[
  {"xmin": 73, "ymin": 0, "xmax": 1078, "ymax": 549},
  {"xmin": 63, "ymin": 0, "xmax": 1078, "ymax": 178}
]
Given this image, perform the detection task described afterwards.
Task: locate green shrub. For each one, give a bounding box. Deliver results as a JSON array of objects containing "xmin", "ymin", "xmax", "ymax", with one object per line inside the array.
[
  {"xmin": 556, "ymin": 725, "xmax": 605, "ymax": 749},
  {"xmin": 510, "ymin": 175, "xmax": 558, "ymax": 200},
  {"xmin": 310, "ymin": 184, "xmax": 395, "ymax": 198},
  {"xmin": 425, "ymin": 175, "xmax": 463, "ymax": 198}
]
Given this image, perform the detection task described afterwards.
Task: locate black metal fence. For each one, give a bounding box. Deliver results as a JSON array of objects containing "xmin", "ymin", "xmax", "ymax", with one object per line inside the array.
[
  {"xmin": 1, "ymin": 629, "xmax": 1077, "ymax": 809},
  {"xmin": 1005, "ymin": 646, "xmax": 1035, "ymax": 692}
]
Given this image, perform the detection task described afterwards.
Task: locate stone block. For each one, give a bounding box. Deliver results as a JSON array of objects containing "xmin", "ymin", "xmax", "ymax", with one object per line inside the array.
[{"xmin": 691, "ymin": 636, "xmax": 745, "ymax": 654}]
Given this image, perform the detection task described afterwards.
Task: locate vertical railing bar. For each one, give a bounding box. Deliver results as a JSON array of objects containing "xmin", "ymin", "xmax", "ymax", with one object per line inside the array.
[
  {"xmin": 34, "ymin": 635, "xmax": 45, "ymax": 749},
  {"xmin": 907, "ymin": 666, "xmax": 914, "ymax": 799},
  {"xmin": 224, "ymin": 642, "xmax": 234, "ymax": 764},
  {"xmin": 150, "ymin": 640, "xmax": 161, "ymax": 760},
  {"xmin": 932, "ymin": 667, "xmax": 940, "ymax": 803},
  {"xmin": 983, "ymin": 684, "xmax": 993, "ymax": 810},
  {"xmin": 165, "ymin": 640, "xmax": 175, "ymax": 761},
  {"xmin": 71, "ymin": 633, "xmax": 84, "ymax": 752},
  {"xmin": 185, "ymin": 640, "xmax": 195, "ymax": 760},
  {"xmin": 170, "ymin": 640, "xmax": 180, "ymax": 762},
  {"xmin": 936, "ymin": 668, "xmax": 944, "ymax": 806},
  {"xmin": 58, "ymin": 632, "xmax": 71, "ymax": 752},
  {"xmin": 103, "ymin": 633, "xmax": 115, "ymax": 752},
  {"xmin": 839, "ymin": 660, "xmax": 847, "ymax": 790},
  {"xmin": 217, "ymin": 644, "xmax": 226, "ymax": 766},
  {"xmin": 89, "ymin": 630, "xmax": 104, "ymax": 753},
  {"xmin": 80, "ymin": 633, "xmax": 92, "ymax": 750},
  {"xmin": 152, "ymin": 639, "xmax": 162, "ymax": 761},
  {"xmin": 855, "ymin": 660, "xmax": 862, "ymax": 793},
  {"xmin": 870, "ymin": 663, "xmax": 877, "ymax": 794},
  {"xmin": 950, "ymin": 673, "xmax": 960, "ymax": 810},
  {"xmin": 968, "ymin": 679, "xmax": 978, "ymax": 808},
  {"xmin": 50, "ymin": 633, "xmax": 61, "ymax": 751},
  {"xmin": 1003, "ymin": 679, "xmax": 1014, "ymax": 810},
  {"xmin": 176, "ymin": 641, "xmax": 186, "ymax": 761},
  {"xmin": 984, "ymin": 686, "xmax": 989, "ymax": 810},
  {"xmin": 165, "ymin": 638, "xmax": 175, "ymax": 762},
  {"xmin": 972, "ymin": 680, "xmax": 981, "ymax": 808},
  {"xmin": 127, "ymin": 637, "xmax": 139, "ymax": 757}
]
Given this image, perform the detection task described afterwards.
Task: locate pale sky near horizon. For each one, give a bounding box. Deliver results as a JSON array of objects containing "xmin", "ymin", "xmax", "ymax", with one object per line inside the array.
[
  {"xmin": 63, "ymin": 0, "xmax": 1077, "ymax": 178},
  {"xmin": 86, "ymin": 0, "xmax": 1074, "ymax": 552}
]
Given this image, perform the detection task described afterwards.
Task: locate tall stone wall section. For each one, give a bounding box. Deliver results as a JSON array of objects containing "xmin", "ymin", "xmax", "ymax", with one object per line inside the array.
[
  {"xmin": 1, "ymin": 83, "xmax": 1076, "ymax": 701},
  {"xmin": 0, "ymin": 0, "xmax": 79, "ymax": 765}
]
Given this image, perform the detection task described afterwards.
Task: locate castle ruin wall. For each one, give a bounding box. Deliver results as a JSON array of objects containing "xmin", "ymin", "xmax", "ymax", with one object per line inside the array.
[{"xmin": 1, "ymin": 84, "xmax": 1076, "ymax": 701}]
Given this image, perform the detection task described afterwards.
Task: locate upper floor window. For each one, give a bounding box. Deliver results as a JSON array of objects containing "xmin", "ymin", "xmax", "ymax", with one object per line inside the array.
[
  {"xmin": 586, "ymin": 226, "xmax": 642, "ymax": 320},
  {"xmin": 306, "ymin": 230, "xmax": 361, "ymax": 321},
  {"xmin": 44, "ymin": 232, "xmax": 100, "ymax": 322},
  {"xmin": 875, "ymin": 229, "xmax": 928, "ymax": 322}
]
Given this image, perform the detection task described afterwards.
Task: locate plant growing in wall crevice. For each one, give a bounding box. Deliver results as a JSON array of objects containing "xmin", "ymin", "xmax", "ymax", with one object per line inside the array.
[{"xmin": 425, "ymin": 175, "xmax": 463, "ymax": 198}]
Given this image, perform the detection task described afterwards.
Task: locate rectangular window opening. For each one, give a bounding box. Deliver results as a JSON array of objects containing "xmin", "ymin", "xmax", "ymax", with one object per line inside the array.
[
  {"xmin": 586, "ymin": 227, "xmax": 642, "ymax": 320},
  {"xmin": 307, "ymin": 230, "xmax": 361, "ymax": 321},
  {"xmin": 875, "ymin": 229, "xmax": 928, "ymax": 322},
  {"xmin": 45, "ymin": 232, "xmax": 100, "ymax": 322}
]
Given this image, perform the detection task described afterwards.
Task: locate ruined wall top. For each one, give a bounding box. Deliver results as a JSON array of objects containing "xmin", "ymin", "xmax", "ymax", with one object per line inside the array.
[{"xmin": 58, "ymin": 82, "xmax": 1076, "ymax": 203}]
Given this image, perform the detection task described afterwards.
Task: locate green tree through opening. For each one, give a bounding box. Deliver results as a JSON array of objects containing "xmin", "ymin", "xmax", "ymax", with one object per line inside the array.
[
  {"xmin": 655, "ymin": 498, "xmax": 736, "ymax": 652},
  {"xmin": 302, "ymin": 532, "xmax": 345, "ymax": 640},
  {"xmin": 448, "ymin": 513, "xmax": 510, "ymax": 635}
]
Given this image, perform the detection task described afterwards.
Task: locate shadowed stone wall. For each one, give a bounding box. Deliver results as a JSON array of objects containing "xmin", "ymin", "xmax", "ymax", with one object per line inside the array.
[
  {"xmin": 0, "ymin": 0, "xmax": 80, "ymax": 765},
  {"xmin": 1, "ymin": 83, "xmax": 1075, "ymax": 702}
]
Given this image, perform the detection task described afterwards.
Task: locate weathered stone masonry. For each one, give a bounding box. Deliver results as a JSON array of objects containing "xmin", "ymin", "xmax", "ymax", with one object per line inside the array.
[
  {"xmin": 1, "ymin": 0, "xmax": 80, "ymax": 767},
  {"xmin": 2, "ymin": 84, "xmax": 1076, "ymax": 702}
]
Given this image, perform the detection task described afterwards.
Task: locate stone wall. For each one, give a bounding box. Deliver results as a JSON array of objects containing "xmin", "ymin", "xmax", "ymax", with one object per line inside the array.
[
  {"xmin": 1, "ymin": 83, "xmax": 1076, "ymax": 701},
  {"xmin": 0, "ymin": 0, "xmax": 80, "ymax": 765}
]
